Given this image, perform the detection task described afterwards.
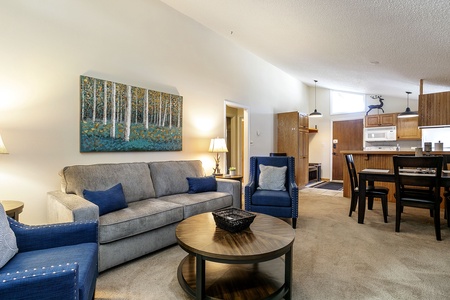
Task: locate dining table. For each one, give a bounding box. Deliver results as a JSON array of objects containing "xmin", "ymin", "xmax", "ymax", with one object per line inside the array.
[{"xmin": 358, "ymin": 169, "xmax": 450, "ymax": 224}]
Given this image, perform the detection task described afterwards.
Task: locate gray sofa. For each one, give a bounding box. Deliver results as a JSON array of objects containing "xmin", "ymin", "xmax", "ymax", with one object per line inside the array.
[{"xmin": 47, "ymin": 160, "xmax": 241, "ymax": 272}]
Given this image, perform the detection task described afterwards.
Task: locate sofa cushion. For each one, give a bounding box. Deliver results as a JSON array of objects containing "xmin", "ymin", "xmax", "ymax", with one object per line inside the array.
[
  {"xmin": 161, "ymin": 192, "xmax": 232, "ymax": 218},
  {"xmin": 98, "ymin": 199, "xmax": 184, "ymax": 244},
  {"xmin": 83, "ymin": 183, "xmax": 128, "ymax": 216},
  {"xmin": 149, "ymin": 160, "xmax": 204, "ymax": 197},
  {"xmin": 0, "ymin": 203, "xmax": 18, "ymax": 268},
  {"xmin": 1, "ymin": 243, "xmax": 98, "ymax": 300},
  {"xmin": 61, "ymin": 162, "xmax": 155, "ymax": 203},
  {"xmin": 187, "ymin": 176, "xmax": 217, "ymax": 194}
]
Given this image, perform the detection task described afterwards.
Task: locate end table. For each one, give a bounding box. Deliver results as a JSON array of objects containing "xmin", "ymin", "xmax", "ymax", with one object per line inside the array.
[{"xmin": 1, "ymin": 200, "xmax": 24, "ymax": 221}]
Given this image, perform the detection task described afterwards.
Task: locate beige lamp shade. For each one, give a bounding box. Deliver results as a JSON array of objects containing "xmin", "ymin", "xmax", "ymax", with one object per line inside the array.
[
  {"xmin": 208, "ymin": 138, "xmax": 228, "ymax": 153},
  {"xmin": 0, "ymin": 134, "xmax": 8, "ymax": 154}
]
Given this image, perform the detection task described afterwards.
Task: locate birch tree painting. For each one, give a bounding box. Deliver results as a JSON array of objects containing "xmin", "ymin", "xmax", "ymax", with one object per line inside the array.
[{"xmin": 80, "ymin": 75, "xmax": 182, "ymax": 152}]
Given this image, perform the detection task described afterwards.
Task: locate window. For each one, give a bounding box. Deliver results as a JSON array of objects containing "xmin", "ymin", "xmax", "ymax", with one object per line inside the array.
[{"xmin": 330, "ymin": 90, "xmax": 365, "ymax": 115}]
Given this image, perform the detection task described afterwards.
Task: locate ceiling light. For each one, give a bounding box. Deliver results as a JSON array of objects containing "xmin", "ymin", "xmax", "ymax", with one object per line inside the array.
[
  {"xmin": 309, "ymin": 80, "xmax": 322, "ymax": 118},
  {"xmin": 398, "ymin": 91, "xmax": 418, "ymax": 118}
]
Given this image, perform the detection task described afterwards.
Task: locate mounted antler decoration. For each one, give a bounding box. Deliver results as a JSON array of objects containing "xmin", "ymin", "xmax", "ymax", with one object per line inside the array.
[{"xmin": 366, "ymin": 95, "xmax": 384, "ymax": 115}]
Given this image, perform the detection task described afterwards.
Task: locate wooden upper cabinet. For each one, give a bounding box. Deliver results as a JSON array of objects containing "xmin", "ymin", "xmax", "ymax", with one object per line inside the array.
[
  {"xmin": 365, "ymin": 115, "xmax": 381, "ymax": 127},
  {"xmin": 277, "ymin": 112, "xmax": 299, "ymax": 158},
  {"xmin": 418, "ymin": 92, "xmax": 450, "ymax": 127},
  {"xmin": 365, "ymin": 113, "xmax": 397, "ymax": 127},
  {"xmin": 397, "ymin": 117, "xmax": 421, "ymax": 140}
]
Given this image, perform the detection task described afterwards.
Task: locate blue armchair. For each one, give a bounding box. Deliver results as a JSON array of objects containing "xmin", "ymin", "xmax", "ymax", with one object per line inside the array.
[
  {"xmin": 245, "ymin": 156, "xmax": 298, "ymax": 228},
  {"xmin": 0, "ymin": 218, "xmax": 98, "ymax": 300}
]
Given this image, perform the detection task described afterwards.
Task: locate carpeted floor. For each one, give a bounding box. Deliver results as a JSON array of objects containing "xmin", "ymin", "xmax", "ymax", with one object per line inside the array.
[{"xmin": 95, "ymin": 189, "xmax": 450, "ymax": 300}]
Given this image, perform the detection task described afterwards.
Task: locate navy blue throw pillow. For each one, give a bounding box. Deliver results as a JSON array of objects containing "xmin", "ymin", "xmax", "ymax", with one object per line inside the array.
[
  {"xmin": 83, "ymin": 183, "xmax": 128, "ymax": 216},
  {"xmin": 187, "ymin": 176, "xmax": 217, "ymax": 194}
]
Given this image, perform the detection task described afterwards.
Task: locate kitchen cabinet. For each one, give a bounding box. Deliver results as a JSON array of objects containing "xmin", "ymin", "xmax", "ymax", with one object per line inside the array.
[
  {"xmin": 277, "ymin": 111, "xmax": 309, "ymax": 187},
  {"xmin": 397, "ymin": 117, "xmax": 421, "ymax": 140},
  {"xmin": 418, "ymin": 91, "xmax": 450, "ymax": 127},
  {"xmin": 365, "ymin": 113, "xmax": 397, "ymax": 127}
]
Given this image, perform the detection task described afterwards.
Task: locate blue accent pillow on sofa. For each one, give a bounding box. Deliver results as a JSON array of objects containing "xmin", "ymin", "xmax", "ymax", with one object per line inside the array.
[
  {"xmin": 83, "ymin": 183, "xmax": 128, "ymax": 216},
  {"xmin": 187, "ymin": 176, "xmax": 217, "ymax": 193}
]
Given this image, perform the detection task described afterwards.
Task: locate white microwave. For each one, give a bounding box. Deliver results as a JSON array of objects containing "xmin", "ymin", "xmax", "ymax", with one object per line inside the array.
[{"xmin": 364, "ymin": 126, "xmax": 397, "ymax": 141}]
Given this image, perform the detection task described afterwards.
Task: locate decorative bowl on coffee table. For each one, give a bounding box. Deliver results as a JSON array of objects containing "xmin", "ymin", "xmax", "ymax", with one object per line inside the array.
[{"xmin": 212, "ymin": 207, "xmax": 256, "ymax": 233}]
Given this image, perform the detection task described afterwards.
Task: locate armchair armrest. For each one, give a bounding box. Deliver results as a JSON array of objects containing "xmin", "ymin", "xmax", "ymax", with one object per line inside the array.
[
  {"xmin": 288, "ymin": 180, "xmax": 299, "ymax": 197},
  {"xmin": 217, "ymin": 179, "xmax": 241, "ymax": 208},
  {"xmin": 47, "ymin": 190, "xmax": 99, "ymax": 223},
  {"xmin": 9, "ymin": 218, "xmax": 98, "ymax": 252},
  {"xmin": 288, "ymin": 181, "xmax": 299, "ymax": 218},
  {"xmin": 244, "ymin": 180, "xmax": 256, "ymax": 209},
  {"xmin": 0, "ymin": 263, "xmax": 79, "ymax": 299}
]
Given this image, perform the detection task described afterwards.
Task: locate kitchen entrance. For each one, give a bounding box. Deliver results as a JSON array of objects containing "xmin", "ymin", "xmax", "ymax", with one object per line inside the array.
[{"xmin": 332, "ymin": 119, "xmax": 364, "ymax": 180}]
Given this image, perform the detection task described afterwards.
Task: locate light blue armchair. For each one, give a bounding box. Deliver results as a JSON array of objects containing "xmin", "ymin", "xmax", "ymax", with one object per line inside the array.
[
  {"xmin": 245, "ymin": 156, "xmax": 298, "ymax": 228},
  {"xmin": 0, "ymin": 218, "xmax": 98, "ymax": 300}
]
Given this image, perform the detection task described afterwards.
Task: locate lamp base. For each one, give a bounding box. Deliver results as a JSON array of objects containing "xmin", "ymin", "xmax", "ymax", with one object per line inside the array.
[{"xmin": 212, "ymin": 162, "xmax": 221, "ymax": 176}]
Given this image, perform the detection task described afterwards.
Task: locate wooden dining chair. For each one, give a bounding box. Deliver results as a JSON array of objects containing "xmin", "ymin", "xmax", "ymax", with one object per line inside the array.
[
  {"xmin": 393, "ymin": 155, "xmax": 443, "ymax": 240},
  {"xmin": 443, "ymin": 155, "xmax": 450, "ymax": 227},
  {"xmin": 345, "ymin": 154, "xmax": 389, "ymax": 222}
]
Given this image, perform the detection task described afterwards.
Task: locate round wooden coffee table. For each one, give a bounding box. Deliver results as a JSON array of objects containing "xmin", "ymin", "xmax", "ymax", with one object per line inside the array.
[{"xmin": 176, "ymin": 212, "xmax": 295, "ymax": 300}]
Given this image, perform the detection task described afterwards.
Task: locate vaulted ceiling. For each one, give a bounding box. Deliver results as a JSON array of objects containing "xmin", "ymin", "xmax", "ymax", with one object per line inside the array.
[{"xmin": 161, "ymin": 0, "xmax": 450, "ymax": 99}]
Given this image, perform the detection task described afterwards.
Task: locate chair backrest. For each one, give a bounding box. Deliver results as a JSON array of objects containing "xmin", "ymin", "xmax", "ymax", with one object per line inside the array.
[
  {"xmin": 345, "ymin": 154, "xmax": 358, "ymax": 192},
  {"xmin": 443, "ymin": 155, "xmax": 450, "ymax": 191},
  {"xmin": 270, "ymin": 152, "xmax": 287, "ymax": 157},
  {"xmin": 443, "ymin": 155, "xmax": 450, "ymax": 171},
  {"xmin": 249, "ymin": 156, "xmax": 295, "ymax": 190},
  {"xmin": 393, "ymin": 155, "xmax": 443, "ymax": 200}
]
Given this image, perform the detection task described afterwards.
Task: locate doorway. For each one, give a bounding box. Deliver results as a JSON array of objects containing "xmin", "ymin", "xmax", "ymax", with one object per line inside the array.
[
  {"xmin": 332, "ymin": 119, "xmax": 363, "ymax": 180},
  {"xmin": 225, "ymin": 101, "xmax": 249, "ymax": 184}
]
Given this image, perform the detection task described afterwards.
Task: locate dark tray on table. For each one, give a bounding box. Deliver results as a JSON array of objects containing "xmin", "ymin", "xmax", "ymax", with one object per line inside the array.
[{"xmin": 212, "ymin": 208, "xmax": 256, "ymax": 233}]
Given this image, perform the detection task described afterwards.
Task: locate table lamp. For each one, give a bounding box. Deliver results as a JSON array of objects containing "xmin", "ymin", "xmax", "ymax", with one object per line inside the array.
[
  {"xmin": 209, "ymin": 138, "xmax": 228, "ymax": 176},
  {"xmin": 0, "ymin": 134, "xmax": 8, "ymax": 154}
]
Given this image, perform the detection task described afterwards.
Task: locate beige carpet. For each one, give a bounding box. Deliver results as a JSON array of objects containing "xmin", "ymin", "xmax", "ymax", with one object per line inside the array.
[{"xmin": 95, "ymin": 188, "xmax": 450, "ymax": 300}]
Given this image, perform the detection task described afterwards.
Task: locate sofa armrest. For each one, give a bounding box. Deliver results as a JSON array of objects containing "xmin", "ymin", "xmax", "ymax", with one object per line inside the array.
[
  {"xmin": 0, "ymin": 263, "xmax": 79, "ymax": 299},
  {"xmin": 47, "ymin": 190, "xmax": 99, "ymax": 223},
  {"xmin": 9, "ymin": 218, "xmax": 98, "ymax": 252},
  {"xmin": 217, "ymin": 178, "xmax": 241, "ymax": 209}
]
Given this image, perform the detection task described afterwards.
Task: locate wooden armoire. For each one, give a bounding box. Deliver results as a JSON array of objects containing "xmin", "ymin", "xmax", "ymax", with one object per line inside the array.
[{"xmin": 277, "ymin": 111, "xmax": 309, "ymax": 187}]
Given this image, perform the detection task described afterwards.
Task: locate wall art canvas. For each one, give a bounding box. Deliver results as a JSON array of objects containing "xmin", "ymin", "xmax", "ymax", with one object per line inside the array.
[{"xmin": 80, "ymin": 75, "xmax": 183, "ymax": 152}]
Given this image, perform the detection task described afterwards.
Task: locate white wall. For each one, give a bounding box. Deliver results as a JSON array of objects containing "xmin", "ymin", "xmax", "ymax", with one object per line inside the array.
[
  {"xmin": 0, "ymin": 0, "xmax": 307, "ymax": 224},
  {"xmin": 422, "ymin": 128, "xmax": 450, "ymax": 151}
]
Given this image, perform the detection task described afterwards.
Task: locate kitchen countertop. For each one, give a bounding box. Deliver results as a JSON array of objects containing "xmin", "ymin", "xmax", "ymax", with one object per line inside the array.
[{"xmin": 341, "ymin": 150, "xmax": 450, "ymax": 155}]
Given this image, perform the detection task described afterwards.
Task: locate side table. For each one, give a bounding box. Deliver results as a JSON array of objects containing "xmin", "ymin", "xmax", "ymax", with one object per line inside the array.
[
  {"xmin": 214, "ymin": 174, "xmax": 243, "ymax": 183},
  {"xmin": 1, "ymin": 200, "xmax": 24, "ymax": 221}
]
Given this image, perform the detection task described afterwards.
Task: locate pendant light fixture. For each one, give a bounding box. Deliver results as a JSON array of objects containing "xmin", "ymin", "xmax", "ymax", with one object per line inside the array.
[
  {"xmin": 309, "ymin": 80, "xmax": 322, "ymax": 118},
  {"xmin": 398, "ymin": 91, "xmax": 418, "ymax": 118}
]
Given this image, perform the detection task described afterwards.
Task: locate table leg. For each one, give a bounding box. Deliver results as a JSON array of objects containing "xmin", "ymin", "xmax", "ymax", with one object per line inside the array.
[
  {"xmin": 358, "ymin": 174, "xmax": 366, "ymax": 224},
  {"xmin": 285, "ymin": 246, "xmax": 293, "ymax": 300},
  {"xmin": 195, "ymin": 254, "xmax": 205, "ymax": 299}
]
